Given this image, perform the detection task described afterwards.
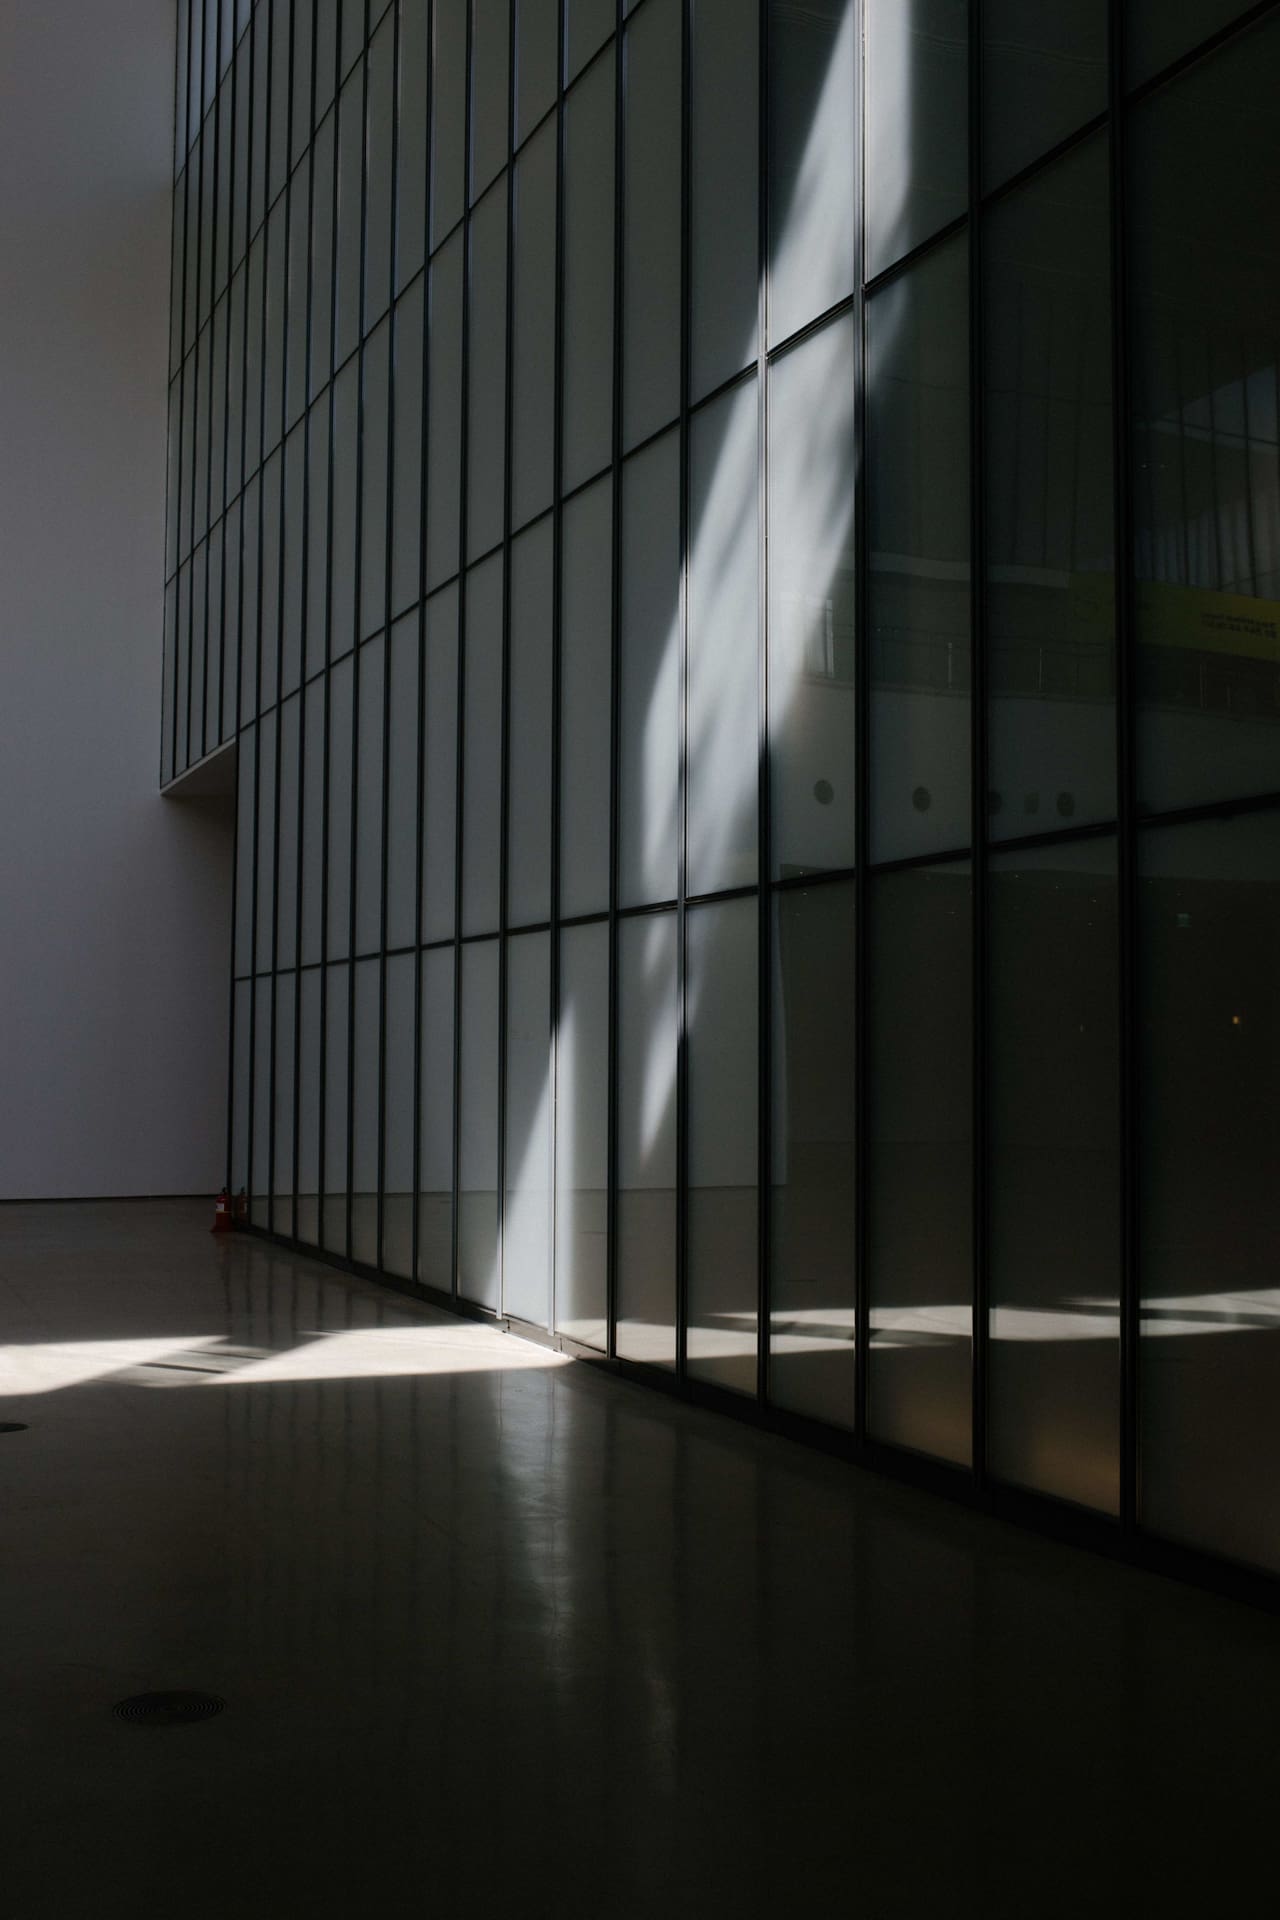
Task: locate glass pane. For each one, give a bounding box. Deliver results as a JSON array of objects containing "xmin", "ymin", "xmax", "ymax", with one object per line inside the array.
[
  {"xmin": 458, "ymin": 939, "xmax": 501, "ymax": 1309},
  {"xmin": 281, "ymin": 422, "xmax": 305, "ymax": 693},
  {"xmin": 691, "ymin": 0, "xmax": 759, "ymax": 402},
  {"xmin": 309, "ymin": 109, "xmax": 335, "ymax": 399},
  {"xmin": 297, "ymin": 964, "xmax": 321, "ymax": 1244},
  {"xmin": 426, "ymin": 229, "xmax": 463, "ymax": 588},
  {"xmin": 272, "ymin": 971, "xmax": 296, "ymax": 1236},
  {"xmin": 255, "ymin": 707, "xmax": 277, "ymax": 972},
  {"xmin": 1139, "ymin": 808, "xmax": 1280, "ymax": 1574},
  {"xmin": 864, "ymin": 0, "xmax": 968, "ymax": 282},
  {"xmin": 688, "ymin": 896, "xmax": 758, "ymax": 1395},
  {"xmin": 1128, "ymin": 0, "xmax": 1250, "ymax": 84},
  {"xmin": 512, "ymin": 117, "xmax": 557, "ymax": 528},
  {"xmin": 258, "ymin": 446, "xmax": 281, "ymax": 710},
  {"xmin": 560, "ymin": 476, "xmax": 613, "ymax": 917},
  {"xmin": 771, "ymin": 882, "xmax": 856, "ymax": 1427},
  {"xmin": 566, "ymin": 0, "xmax": 613, "ymax": 84},
  {"xmin": 768, "ymin": 313, "xmax": 857, "ymax": 878},
  {"xmin": 983, "ymin": 0, "xmax": 1106, "ymax": 191},
  {"xmin": 507, "ymin": 517, "xmax": 554, "ymax": 927},
  {"xmin": 386, "ymin": 612, "xmax": 420, "ymax": 951},
  {"xmin": 326, "ymin": 651, "xmax": 354, "ymax": 956},
  {"xmin": 471, "ymin": 0, "xmax": 511, "ymax": 203},
  {"xmin": 364, "ymin": 11, "xmax": 394, "ymax": 331},
  {"xmin": 252, "ymin": 976, "xmax": 272, "ymax": 1226},
  {"xmin": 769, "ymin": 0, "xmax": 856, "ymax": 346},
  {"xmin": 392, "ymin": 278, "xmax": 425, "ymax": 613},
  {"xmin": 419, "ymin": 946, "xmax": 455, "ymax": 1288},
  {"xmin": 563, "ymin": 54, "xmax": 614, "ymax": 492},
  {"xmin": 462, "ymin": 556, "xmax": 504, "ymax": 936},
  {"xmin": 422, "ymin": 583, "xmax": 459, "ymax": 942},
  {"xmin": 617, "ymin": 910, "xmax": 678, "ymax": 1368},
  {"xmin": 383, "ymin": 948, "xmax": 416, "ymax": 1278},
  {"xmin": 504, "ymin": 932, "xmax": 552, "ymax": 1327},
  {"xmin": 397, "ymin": 0, "xmax": 428, "ymax": 291},
  {"xmin": 988, "ymin": 840, "xmax": 1120, "ymax": 1513},
  {"xmin": 867, "ymin": 861, "xmax": 972, "ymax": 1465},
  {"xmin": 323, "ymin": 960, "xmax": 350, "ymax": 1251},
  {"xmin": 301, "ymin": 674, "xmax": 325, "ymax": 965},
  {"xmin": 305, "ymin": 396, "xmax": 329, "ymax": 677},
  {"xmin": 286, "ymin": 154, "xmax": 308, "ymax": 431},
  {"xmin": 431, "ymin": 0, "xmax": 467, "ymax": 246},
  {"xmin": 351, "ymin": 958, "xmax": 379, "ymax": 1265},
  {"xmin": 467, "ymin": 176, "xmax": 509, "ymax": 563},
  {"xmin": 623, "ymin": 0, "xmax": 681, "ymax": 450},
  {"xmin": 516, "ymin": 0, "xmax": 557, "ymax": 145},
  {"xmin": 234, "ymin": 720, "xmax": 256, "ymax": 976},
  {"xmin": 985, "ymin": 135, "xmax": 1115, "ymax": 840},
  {"xmin": 1130, "ymin": 19, "xmax": 1280, "ymax": 815},
  {"xmin": 688, "ymin": 375, "xmax": 759, "ymax": 896},
  {"xmin": 557, "ymin": 921, "xmax": 609, "ymax": 1350},
  {"xmin": 330, "ymin": 358, "xmax": 358, "ymax": 652},
  {"xmin": 868, "ymin": 233, "xmax": 970, "ymax": 864},
  {"xmin": 335, "ymin": 65, "xmax": 362, "ymax": 367},
  {"xmin": 361, "ymin": 316, "xmax": 391, "ymax": 639},
  {"xmin": 620, "ymin": 430, "xmax": 681, "ymax": 907},
  {"xmin": 276, "ymin": 691, "xmax": 300, "ymax": 970},
  {"xmin": 232, "ymin": 981, "xmax": 251, "ymax": 1200},
  {"xmin": 354, "ymin": 634, "xmax": 385, "ymax": 957}
]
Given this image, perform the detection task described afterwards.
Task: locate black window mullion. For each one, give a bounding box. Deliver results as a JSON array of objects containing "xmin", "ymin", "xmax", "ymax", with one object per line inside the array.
[
  {"xmin": 376, "ymin": 1, "xmax": 402, "ymax": 1273},
  {"xmin": 968, "ymin": 0, "xmax": 989, "ymax": 1487}
]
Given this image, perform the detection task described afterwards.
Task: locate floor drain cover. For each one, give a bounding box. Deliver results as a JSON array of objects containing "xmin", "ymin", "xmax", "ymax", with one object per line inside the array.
[
  {"xmin": 113, "ymin": 1691, "xmax": 225, "ymax": 1726},
  {"xmin": 0, "ymin": 1422, "xmax": 28, "ymax": 1434}
]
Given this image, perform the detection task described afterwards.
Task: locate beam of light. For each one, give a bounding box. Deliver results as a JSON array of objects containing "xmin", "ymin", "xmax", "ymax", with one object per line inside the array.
[{"xmin": 0, "ymin": 1336, "xmax": 223, "ymax": 1396}]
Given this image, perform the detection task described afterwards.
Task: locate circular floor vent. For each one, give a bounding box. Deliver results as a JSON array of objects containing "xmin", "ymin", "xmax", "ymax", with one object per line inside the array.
[
  {"xmin": 113, "ymin": 1691, "xmax": 225, "ymax": 1727},
  {"xmin": 0, "ymin": 1422, "xmax": 29, "ymax": 1434}
]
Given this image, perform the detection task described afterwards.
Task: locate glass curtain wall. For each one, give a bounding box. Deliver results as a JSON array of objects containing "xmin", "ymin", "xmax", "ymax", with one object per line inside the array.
[{"xmin": 168, "ymin": 2, "xmax": 1280, "ymax": 1587}]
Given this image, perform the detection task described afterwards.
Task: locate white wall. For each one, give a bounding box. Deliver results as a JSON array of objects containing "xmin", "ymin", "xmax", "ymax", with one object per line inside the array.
[{"xmin": 0, "ymin": 0, "xmax": 231, "ymax": 1198}]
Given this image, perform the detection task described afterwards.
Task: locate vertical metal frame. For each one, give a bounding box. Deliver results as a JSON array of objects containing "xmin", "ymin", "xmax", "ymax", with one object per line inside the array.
[
  {"xmin": 605, "ymin": 0, "xmax": 625, "ymax": 1360},
  {"xmin": 343, "ymin": 0, "xmax": 372, "ymax": 1261},
  {"xmin": 754, "ymin": 0, "xmax": 772, "ymax": 1409},
  {"xmin": 497, "ymin": 0, "xmax": 520, "ymax": 1321},
  {"xmin": 967, "ymin": 0, "xmax": 990, "ymax": 1484},
  {"xmin": 851, "ymin": 0, "xmax": 871, "ymax": 1442},
  {"xmin": 375, "ymin": 0, "xmax": 403, "ymax": 1272},
  {"xmin": 673, "ymin": 0, "xmax": 691, "ymax": 1382},
  {"xmin": 410, "ymin": 0, "xmax": 436, "ymax": 1294},
  {"xmin": 1109, "ymin": 0, "xmax": 1140, "ymax": 1535}
]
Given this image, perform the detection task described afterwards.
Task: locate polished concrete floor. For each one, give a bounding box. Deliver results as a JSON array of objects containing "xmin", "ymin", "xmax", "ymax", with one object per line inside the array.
[{"xmin": 3, "ymin": 1201, "xmax": 1279, "ymax": 1917}]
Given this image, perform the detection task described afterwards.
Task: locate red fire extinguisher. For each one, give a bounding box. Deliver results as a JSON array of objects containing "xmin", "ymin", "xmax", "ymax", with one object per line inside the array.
[{"xmin": 211, "ymin": 1189, "xmax": 234, "ymax": 1235}]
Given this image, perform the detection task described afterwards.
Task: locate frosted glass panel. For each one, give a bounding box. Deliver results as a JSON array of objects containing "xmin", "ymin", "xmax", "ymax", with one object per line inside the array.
[
  {"xmin": 351, "ymin": 958, "xmax": 380, "ymax": 1265},
  {"xmin": 462, "ymin": 556, "xmax": 504, "ymax": 936},
  {"xmin": 383, "ymin": 952, "xmax": 416, "ymax": 1277},
  {"xmin": 560, "ymin": 476, "xmax": 613, "ymax": 918},
  {"xmin": 688, "ymin": 376, "xmax": 759, "ymax": 895},
  {"xmin": 620, "ymin": 430, "xmax": 680, "ymax": 907},
  {"xmin": 771, "ymin": 882, "xmax": 856, "ymax": 1428},
  {"xmin": 422, "ymin": 584, "xmax": 459, "ymax": 943},
  {"xmin": 623, "ymin": 0, "xmax": 680, "ymax": 449},
  {"xmin": 868, "ymin": 235, "xmax": 970, "ymax": 863},
  {"xmin": 504, "ymin": 932, "xmax": 552, "ymax": 1327},
  {"xmin": 471, "ymin": 0, "xmax": 511, "ymax": 203},
  {"xmin": 512, "ymin": 118, "xmax": 557, "ymax": 528},
  {"xmin": 688, "ymin": 897, "xmax": 758, "ymax": 1396},
  {"xmin": 864, "ymin": 0, "xmax": 968, "ymax": 282},
  {"xmin": 385, "ymin": 613, "xmax": 420, "ymax": 952},
  {"xmin": 563, "ymin": 56, "xmax": 614, "ymax": 491},
  {"xmin": 467, "ymin": 177, "xmax": 509, "ymax": 563},
  {"xmin": 769, "ymin": 0, "xmax": 856, "ymax": 345},
  {"xmin": 867, "ymin": 861, "xmax": 972, "ymax": 1466},
  {"xmin": 354, "ymin": 634, "xmax": 384, "ymax": 957},
  {"xmin": 768, "ymin": 313, "xmax": 857, "ymax": 878},
  {"xmin": 323, "ymin": 962, "xmax": 350, "ymax": 1252},
  {"xmin": 691, "ymin": 0, "xmax": 759, "ymax": 401},
  {"xmin": 426, "ymin": 229, "xmax": 464, "ymax": 589},
  {"xmin": 988, "ymin": 839, "xmax": 1120, "ymax": 1515},
  {"xmin": 458, "ymin": 939, "xmax": 500, "ymax": 1309},
  {"xmin": 617, "ymin": 911, "xmax": 678, "ymax": 1368},
  {"xmin": 419, "ymin": 946, "xmax": 455, "ymax": 1289},
  {"xmin": 507, "ymin": 517, "xmax": 554, "ymax": 928},
  {"xmin": 557, "ymin": 922, "xmax": 609, "ymax": 1350}
]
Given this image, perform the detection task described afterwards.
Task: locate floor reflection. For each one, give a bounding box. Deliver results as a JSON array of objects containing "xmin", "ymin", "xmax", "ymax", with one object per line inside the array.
[{"xmin": 2, "ymin": 1200, "xmax": 1280, "ymax": 1919}]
